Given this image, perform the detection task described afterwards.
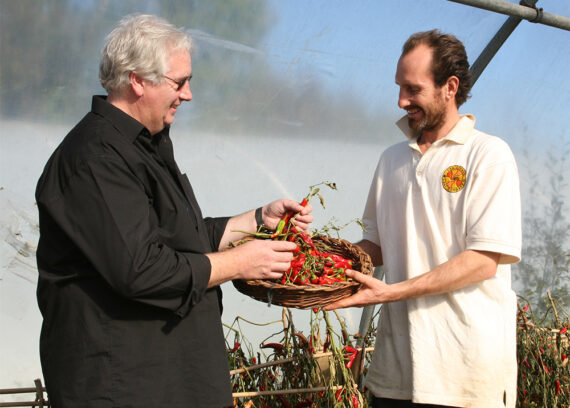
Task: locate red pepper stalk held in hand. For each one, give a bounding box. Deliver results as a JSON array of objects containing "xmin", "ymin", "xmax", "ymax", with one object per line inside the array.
[{"xmin": 270, "ymin": 197, "xmax": 309, "ymax": 238}]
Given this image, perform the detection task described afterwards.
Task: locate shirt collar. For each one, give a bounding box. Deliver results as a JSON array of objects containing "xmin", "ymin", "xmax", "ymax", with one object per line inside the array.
[
  {"xmin": 91, "ymin": 95, "xmax": 170, "ymax": 143},
  {"xmin": 397, "ymin": 114, "xmax": 477, "ymax": 149}
]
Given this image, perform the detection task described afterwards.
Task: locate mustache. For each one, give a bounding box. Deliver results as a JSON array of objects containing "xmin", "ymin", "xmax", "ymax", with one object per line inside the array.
[{"xmin": 406, "ymin": 105, "xmax": 423, "ymax": 112}]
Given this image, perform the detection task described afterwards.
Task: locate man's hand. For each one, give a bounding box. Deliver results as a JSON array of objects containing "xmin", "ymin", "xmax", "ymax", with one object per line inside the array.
[
  {"xmin": 323, "ymin": 269, "xmax": 394, "ymax": 310},
  {"xmin": 262, "ymin": 199, "xmax": 313, "ymax": 231},
  {"xmin": 207, "ymin": 239, "xmax": 297, "ymax": 287},
  {"xmin": 230, "ymin": 239, "xmax": 297, "ymax": 280}
]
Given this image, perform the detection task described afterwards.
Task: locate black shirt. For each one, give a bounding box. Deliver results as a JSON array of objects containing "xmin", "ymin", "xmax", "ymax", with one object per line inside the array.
[{"xmin": 35, "ymin": 96, "xmax": 233, "ymax": 407}]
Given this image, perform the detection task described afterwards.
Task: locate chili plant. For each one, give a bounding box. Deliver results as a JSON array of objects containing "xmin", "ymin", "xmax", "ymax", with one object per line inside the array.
[
  {"xmin": 517, "ymin": 293, "xmax": 569, "ymax": 407},
  {"xmin": 226, "ymin": 308, "xmax": 373, "ymax": 407}
]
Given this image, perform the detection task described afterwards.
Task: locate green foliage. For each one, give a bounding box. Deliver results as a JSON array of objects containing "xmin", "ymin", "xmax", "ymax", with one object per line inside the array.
[
  {"xmin": 225, "ymin": 309, "xmax": 371, "ymax": 407},
  {"xmin": 514, "ymin": 143, "xmax": 570, "ymax": 318},
  {"xmin": 517, "ymin": 297, "xmax": 569, "ymax": 407}
]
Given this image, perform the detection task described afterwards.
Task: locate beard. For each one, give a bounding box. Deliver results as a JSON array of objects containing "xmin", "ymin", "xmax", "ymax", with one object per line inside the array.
[{"xmin": 407, "ymin": 92, "xmax": 447, "ymax": 134}]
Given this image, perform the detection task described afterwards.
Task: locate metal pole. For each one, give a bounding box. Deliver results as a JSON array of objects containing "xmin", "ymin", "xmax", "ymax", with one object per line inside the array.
[
  {"xmin": 356, "ymin": 266, "xmax": 384, "ymax": 343},
  {"xmin": 469, "ymin": 0, "xmax": 538, "ymax": 84},
  {"xmin": 448, "ymin": 0, "xmax": 570, "ymax": 32},
  {"xmin": 469, "ymin": 16, "xmax": 519, "ymax": 84}
]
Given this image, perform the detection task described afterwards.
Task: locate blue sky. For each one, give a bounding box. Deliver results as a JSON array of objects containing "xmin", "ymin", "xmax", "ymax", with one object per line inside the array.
[{"xmin": 262, "ymin": 0, "xmax": 570, "ymax": 153}]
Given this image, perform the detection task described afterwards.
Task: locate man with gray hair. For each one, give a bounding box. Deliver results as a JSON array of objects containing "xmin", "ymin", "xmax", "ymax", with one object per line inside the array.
[{"xmin": 35, "ymin": 14, "xmax": 311, "ymax": 407}]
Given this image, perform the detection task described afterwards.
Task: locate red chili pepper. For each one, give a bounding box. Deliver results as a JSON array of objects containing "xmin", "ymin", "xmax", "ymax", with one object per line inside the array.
[
  {"xmin": 271, "ymin": 198, "xmax": 309, "ymax": 238},
  {"xmin": 294, "ymin": 332, "xmax": 309, "ymax": 348},
  {"xmin": 333, "ymin": 267, "xmax": 346, "ymax": 276},
  {"xmin": 229, "ymin": 341, "xmax": 240, "ymax": 353},
  {"xmin": 323, "ymin": 332, "xmax": 330, "ymax": 353},
  {"xmin": 351, "ymin": 394, "xmax": 359, "ymax": 408},
  {"xmin": 289, "ymin": 226, "xmax": 315, "ymax": 248},
  {"xmin": 299, "ymin": 232, "xmax": 315, "ymax": 247},
  {"xmin": 311, "ymin": 249, "xmax": 325, "ymax": 257},
  {"xmin": 271, "ymin": 216, "xmax": 289, "ymax": 238},
  {"xmin": 261, "ymin": 342, "xmax": 284, "ymax": 353},
  {"xmin": 560, "ymin": 327, "xmax": 568, "ymax": 334},
  {"xmin": 522, "ymin": 359, "xmax": 531, "ymax": 369},
  {"xmin": 335, "ymin": 388, "xmax": 344, "ymax": 402},
  {"xmin": 310, "ymin": 273, "xmax": 319, "ymax": 284},
  {"xmin": 334, "ymin": 261, "xmax": 350, "ymax": 269},
  {"xmin": 341, "ymin": 329, "xmax": 348, "ymax": 345},
  {"xmin": 277, "ymin": 395, "xmax": 293, "ymax": 408},
  {"xmin": 344, "ymin": 346, "xmax": 358, "ymax": 369},
  {"xmin": 318, "ymin": 275, "xmax": 339, "ymax": 285},
  {"xmin": 331, "ymin": 253, "xmax": 350, "ymax": 263},
  {"xmin": 555, "ymin": 379, "xmax": 561, "ymax": 396}
]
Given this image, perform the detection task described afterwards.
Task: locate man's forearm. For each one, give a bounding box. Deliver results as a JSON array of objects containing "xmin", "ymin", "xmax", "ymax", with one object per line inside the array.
[
  {"xmin": 390, "ymin": 250, "xmax": 500, "ymax": 302},
  {"xmin": 216, "ymin": 209, "xmax": 258, "ymax": 250}
]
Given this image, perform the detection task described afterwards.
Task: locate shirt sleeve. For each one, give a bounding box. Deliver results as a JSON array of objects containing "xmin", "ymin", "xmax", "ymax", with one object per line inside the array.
[
  {"xmin": 40, "ymin": 154, "xmax": 212, "ymax": 315},
  {"xmin": 465, "ymin": 138, "xmax": 522, "ymax": 264},
  {"xmin": 203, "ymin": 217, "xmax": 230, "ymax": 251},
  {"xmin": 362, "ymin": 158, "xmax": 382, "ymax": 247}
]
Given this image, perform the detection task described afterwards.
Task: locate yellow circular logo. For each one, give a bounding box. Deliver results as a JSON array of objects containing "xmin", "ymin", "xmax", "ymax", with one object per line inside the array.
[{"xmin": 442, "ymin": 165, "xmax": 466, "ymax": 193}]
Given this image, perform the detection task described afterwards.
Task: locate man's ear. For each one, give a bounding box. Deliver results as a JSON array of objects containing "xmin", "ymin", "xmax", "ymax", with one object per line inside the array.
[
  {"xmin": 130, "ymin": 72, "xmax": 145, "ymax": 97},
  {"xmin": 445, "ymin": 75, "xmax": 459, "ymax": 102}
]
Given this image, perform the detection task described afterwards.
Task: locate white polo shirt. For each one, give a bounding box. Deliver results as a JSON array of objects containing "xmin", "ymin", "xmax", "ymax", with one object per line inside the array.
[{"xmin": 362, "ymin": 115, "xmax": 521, "ymax": 408}]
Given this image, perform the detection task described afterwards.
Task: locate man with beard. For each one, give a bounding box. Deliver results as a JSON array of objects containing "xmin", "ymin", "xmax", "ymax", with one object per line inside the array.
[{"xmin": 325, "ymin": 30, "xmax": 521, "ymax": 408}]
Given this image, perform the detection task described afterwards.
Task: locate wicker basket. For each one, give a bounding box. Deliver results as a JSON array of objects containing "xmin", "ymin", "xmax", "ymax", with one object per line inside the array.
[{"xmin": 232, "ymin": 236, "xmax": 373, "ymax": 309}]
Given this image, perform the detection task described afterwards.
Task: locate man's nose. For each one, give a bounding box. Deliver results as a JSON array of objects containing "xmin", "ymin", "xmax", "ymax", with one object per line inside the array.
[
  {"xmin": 180, "ymin": 81, "xmax": 192, "ymax": 101},
  {"xmin": 398, "ymin": 89, "xmax": 409, "ymax": 109}
]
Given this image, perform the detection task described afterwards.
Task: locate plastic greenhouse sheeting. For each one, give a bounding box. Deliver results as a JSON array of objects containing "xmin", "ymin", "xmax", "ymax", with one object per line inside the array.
[{"xmin": 1, "ymin": 0, "xmax": 569, "ymax": 388}]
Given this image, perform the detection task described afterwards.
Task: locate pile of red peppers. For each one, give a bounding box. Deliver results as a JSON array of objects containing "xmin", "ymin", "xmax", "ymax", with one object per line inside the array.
[
  {"xmin": 273, "ymin": 208, "xmax": 355, "ymax": 286},
  {"xmin": 258, "ymin": 182, "xmax": 356, "ymax": 286},
  {"xmin": 280, "ymin": 226, "xmax": 354, "ymax": 285}
]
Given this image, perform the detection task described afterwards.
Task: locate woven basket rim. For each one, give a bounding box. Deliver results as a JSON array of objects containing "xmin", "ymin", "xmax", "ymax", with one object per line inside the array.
[{"xmin": 231, "ymin": 235, "xmax": 373, "ymax": 309}]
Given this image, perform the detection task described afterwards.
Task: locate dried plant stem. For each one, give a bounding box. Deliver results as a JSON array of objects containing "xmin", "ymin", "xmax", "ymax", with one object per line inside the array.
[
  {"xmin": 232, "ymin": 384, "xmax": 349, "ymax": 398},
  {"xmin": 229, "ymin": 348, "xmax": 375, "ymax": 375},
  {"xmin": 547, "ymin": 290, "xmax": 561, "ymax": 327}
]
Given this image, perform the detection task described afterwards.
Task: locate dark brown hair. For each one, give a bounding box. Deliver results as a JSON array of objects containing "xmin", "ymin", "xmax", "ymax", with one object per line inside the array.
[{"xmin": 402, "ymin": 29, "xmax": 472, "ymax": 107}]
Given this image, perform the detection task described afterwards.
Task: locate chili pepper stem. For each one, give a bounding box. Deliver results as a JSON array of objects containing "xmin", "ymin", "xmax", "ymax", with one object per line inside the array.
[{"xmin": 231, "ymin": 229, "xmax": 274, "ymax": 238}]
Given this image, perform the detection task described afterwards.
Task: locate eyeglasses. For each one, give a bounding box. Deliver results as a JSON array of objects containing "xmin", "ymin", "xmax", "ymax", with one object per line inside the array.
[{"xmin": 163, "ymin": 75, "xmax": 191, "ymax": 91}]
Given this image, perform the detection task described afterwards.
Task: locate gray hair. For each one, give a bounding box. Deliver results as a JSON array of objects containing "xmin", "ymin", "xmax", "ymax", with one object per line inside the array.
[{"xmin": 99, "ymin": 14, "xmax": 193, "ymax": 94}]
